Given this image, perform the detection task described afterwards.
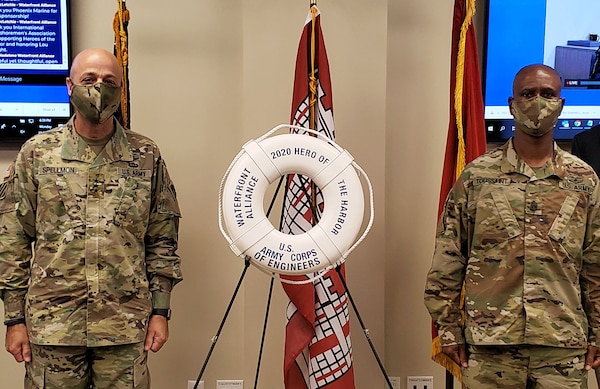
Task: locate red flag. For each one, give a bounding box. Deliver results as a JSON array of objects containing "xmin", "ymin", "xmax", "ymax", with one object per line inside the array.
[
  {"xmin": 430, "ymin": 0, "xmax": 487, "ymax": 381},
  {"xmin": 281, "ymin": 6, "xmax": 356, "ymax": 389}
]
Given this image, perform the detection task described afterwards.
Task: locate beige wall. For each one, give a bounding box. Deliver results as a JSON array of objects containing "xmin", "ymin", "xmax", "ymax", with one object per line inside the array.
[{"xmin": 4, "ymin": 1, "xmax": 592, "ymax": 389}]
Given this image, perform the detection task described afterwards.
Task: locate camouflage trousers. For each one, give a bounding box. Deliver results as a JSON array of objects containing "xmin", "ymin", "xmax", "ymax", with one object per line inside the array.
[
  {"xmin": 461, "ymin": 345, "xmax": 587, "ymax": 389},
  {"xmin": 24, "ymin": 342, "xmax": 150, "ymax": 389}
]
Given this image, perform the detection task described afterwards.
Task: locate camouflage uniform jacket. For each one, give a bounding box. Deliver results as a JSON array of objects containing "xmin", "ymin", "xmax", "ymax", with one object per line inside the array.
[
  {"xmin": 425, "ymin": 139, "xmax": 600, "ymax": 349},
  {"xmin": 0, "ymin": 117, "xmax": 182, "ymax": 347}
]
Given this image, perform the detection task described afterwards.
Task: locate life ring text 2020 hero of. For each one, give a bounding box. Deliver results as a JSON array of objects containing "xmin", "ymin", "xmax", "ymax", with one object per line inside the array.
[{"xmin": 221, "ymin": 132, "xmax": 365, "ymax": 276}]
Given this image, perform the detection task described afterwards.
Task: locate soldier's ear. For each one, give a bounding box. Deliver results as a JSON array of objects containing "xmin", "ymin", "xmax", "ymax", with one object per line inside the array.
[
  {"xmin": 558, "ymin": 97, "xmax": 565, "ymax": 115},
  {"xmin": 66, "ymin": 77, "xmax": 73, "ymax": 96},
  {"xmin": 508, "ymin": 97, "xmax": 515, "ymax": 116}
]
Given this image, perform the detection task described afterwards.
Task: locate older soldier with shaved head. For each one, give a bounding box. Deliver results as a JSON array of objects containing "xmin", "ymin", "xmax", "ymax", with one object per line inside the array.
[
  {"xmin": 425, "ymin": 64, "xmax": 600, "ymax": 388},
  {"xmin": 0, "ymin": 48, "xmax": 182, "ymax": 388}
]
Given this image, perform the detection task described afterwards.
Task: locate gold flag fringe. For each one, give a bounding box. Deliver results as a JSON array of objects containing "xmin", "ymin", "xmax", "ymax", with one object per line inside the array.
[
  {"xmin": 431, "ymin": 336, "xmax": 462, "ymax": 380},
  {"xmin": 453, "ymin": 0, "xmax": 476, "ymax": 180},
  {"xmin": 113, "ymin": 0, "xmax": 130, "ymax": 128}
]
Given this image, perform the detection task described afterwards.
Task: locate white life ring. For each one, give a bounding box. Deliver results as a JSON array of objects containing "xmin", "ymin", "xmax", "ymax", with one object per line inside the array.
[{"xmin": 219, "ymin": 125, "xmax": 370, "ymax": 277}]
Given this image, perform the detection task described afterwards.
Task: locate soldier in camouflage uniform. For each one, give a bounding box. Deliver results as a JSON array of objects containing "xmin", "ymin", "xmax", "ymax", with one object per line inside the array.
[
  {"xmin": 0, "ymin": 48, "xmax": 182, "ymax": 388},
  {"xmin": 425, "ymin": 64, "xmax": 600, "ymax": 388}
]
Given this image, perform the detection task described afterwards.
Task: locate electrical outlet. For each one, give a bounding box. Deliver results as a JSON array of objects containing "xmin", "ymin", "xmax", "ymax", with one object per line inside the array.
[
  {"xmin": 387, "ymin": 376, "xmax": 401, "ymax": 389},
  {"xmin": 216, "ymin": 380, "xmax": 243, "ymax": 389},
  {"xmin": 407, "ymin": 376, "xmax": 433, "ymax": 389},
  {"xmin": 187, "ymin": 380, "xmax": 204, "ymax": 389}
]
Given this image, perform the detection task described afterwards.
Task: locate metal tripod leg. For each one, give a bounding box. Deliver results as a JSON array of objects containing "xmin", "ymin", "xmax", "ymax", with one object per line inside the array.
[
  {"xmin": 193, "ymin": 257, "xmax": 252, "ymax": 389},
  {"xmin": 335, "ymin": 265, "xmax": 395, "ymax": 389}
]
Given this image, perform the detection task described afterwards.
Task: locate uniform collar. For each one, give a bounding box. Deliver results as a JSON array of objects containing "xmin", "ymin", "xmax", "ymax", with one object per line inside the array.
[
  {"xmin": 501, "ymin": 138, "xmax": 566, "ymax": 180},
  {"xmin": 61, "ymin": 116, "xmax": 134, "ymax": 164}
]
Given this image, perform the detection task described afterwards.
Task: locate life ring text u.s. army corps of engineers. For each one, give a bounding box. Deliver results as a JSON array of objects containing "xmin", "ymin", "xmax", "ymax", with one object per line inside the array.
[{"xmin": 220, "ymin": 130, "xmax": 366, "ymax": 276}]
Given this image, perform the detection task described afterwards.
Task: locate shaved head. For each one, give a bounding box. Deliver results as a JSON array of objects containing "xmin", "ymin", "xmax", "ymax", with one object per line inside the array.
[
  {"xmin": 69, "ymin": 48, "xmax": 122, "ymax": 86},
  {"xmin": 512, "ymin": 64, "xmax": 561, "ymax": 96}
]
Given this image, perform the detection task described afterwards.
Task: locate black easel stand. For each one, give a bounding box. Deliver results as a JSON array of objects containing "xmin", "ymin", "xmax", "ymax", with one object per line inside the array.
[
  {"xmin": 198, "ymin": 174, "xmax": 392, "ymax": 387},
  {"xmin": 192, "ymin": 257, "xmax": 251, "ymax": 389},
  {"xmin": 253, "ymin": 277, "xmax": 275, "ymax": 389},
  {"xmin": 334, "ymin": 266, "xmax": 395, "ymax": 389},
  {"xmin": 193, "ymin": 175, "xmax": 286, "ymax": 389}
]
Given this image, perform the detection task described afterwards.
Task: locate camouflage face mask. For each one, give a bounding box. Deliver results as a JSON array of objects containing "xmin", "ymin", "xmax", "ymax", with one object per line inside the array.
[
  {"xmin": 70, "ymin": 82, "xmax": 121, "ymax": 124},
  {"xmin": 510, "ymin": 95, "xmax": 563, "ymax": 137}
]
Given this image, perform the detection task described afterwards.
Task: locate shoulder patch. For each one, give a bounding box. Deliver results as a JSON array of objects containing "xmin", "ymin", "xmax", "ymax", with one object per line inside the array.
[
  {"xmin": 0, "ymin": 181, "xmax": 6, "ymax": 200},
  {"xmin": 3, "ymin": 163, "xmax": 14, "ymax": 180},
  {"xmin": 560, "ymin": 174, "xmax": 594, "ymax": 194}
]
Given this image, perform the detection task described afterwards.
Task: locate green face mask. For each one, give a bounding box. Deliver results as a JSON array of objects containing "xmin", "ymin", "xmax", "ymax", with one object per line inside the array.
[
  {"xmin": 70, "ymin": 82, "xmax": 121, "ymax": 124},
  {"xmin": 510, "ymin": 95, "xmax": 563, "ymax": 137}
]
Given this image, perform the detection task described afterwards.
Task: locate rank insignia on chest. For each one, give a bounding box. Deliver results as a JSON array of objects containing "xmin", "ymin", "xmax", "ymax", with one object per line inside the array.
[
  {"xmin": 88, "ymin": 174, "xmax": 105, "ymax": 199},
  {"xmin": 128, "ymin": 152, "xmax": 140, "ymax": 168}
]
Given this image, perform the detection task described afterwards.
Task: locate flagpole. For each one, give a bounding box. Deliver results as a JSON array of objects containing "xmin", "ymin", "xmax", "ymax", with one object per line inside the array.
[
  {"xmin": 446, "ymin": 371, "xmax": 454, "ymax": 389},
  {"xmin": 308, "ymin": 4, "xmax": 318, "ymax": 224}
]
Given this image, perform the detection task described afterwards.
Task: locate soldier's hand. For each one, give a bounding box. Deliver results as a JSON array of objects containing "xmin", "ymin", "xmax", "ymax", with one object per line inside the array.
[
  {"xmin": 144, "ymin": 315, "xmax": 169, "ymax": 353},
  {"xmin": 585, "ymin": 345, "xmax": 600, "ymax": 370},
  {"xmin": 5, "ymin": 323, "xmax": 31, "ymax": 363},
  {"xmin": 442, "ymin": 343, "xmax": 468, "ymax": 368}
]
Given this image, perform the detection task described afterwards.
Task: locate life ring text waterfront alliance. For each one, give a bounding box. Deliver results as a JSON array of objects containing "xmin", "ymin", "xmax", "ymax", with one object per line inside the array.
[{"xmin": 221, "ymin": 133, "xmax": 364, "ymax": 275}]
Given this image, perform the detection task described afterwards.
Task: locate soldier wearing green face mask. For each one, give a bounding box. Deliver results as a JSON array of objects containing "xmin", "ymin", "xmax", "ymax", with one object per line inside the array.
[
  {"xmin": 425, "ymin": 64, "xmax": 600, "ymax": 388},
  {"xmin": 0, "ymin": 48, "xmax": 182, "ymax": 389}
]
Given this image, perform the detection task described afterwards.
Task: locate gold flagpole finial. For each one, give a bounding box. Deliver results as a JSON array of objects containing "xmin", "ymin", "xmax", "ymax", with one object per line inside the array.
[{"xmin": 310, "ymin": 0, "xmax": 317, "ymax": 6}]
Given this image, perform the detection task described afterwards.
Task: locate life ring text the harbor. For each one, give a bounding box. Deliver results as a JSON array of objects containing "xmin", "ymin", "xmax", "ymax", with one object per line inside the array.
[{"xmin": 219, "ymin": 126, "xmax": 370, "ymax": 276}]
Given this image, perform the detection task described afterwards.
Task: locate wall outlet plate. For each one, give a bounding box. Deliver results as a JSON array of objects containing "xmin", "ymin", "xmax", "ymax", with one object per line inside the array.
[
  {"xmin": 187, "ymin": 380, "xmax": 204, "ymax": 389},
  {"xmin": 407, "ymin": 376, "xmax": 433, "ymax": 389},
  {"xmin": 387, "ymin": 376, "xmax": 401, "ymax": 389},
  {"xmin": 216, "ymin": 380, "xmax": 243, "ymax": 389}
]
